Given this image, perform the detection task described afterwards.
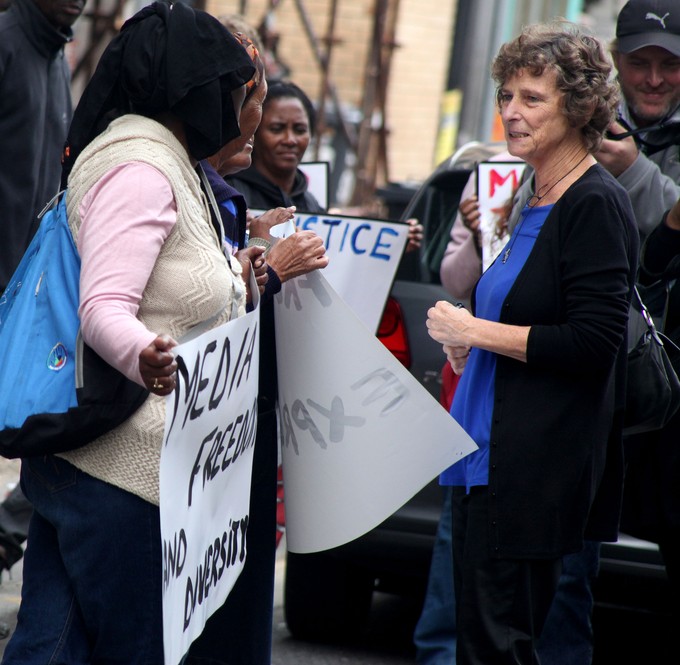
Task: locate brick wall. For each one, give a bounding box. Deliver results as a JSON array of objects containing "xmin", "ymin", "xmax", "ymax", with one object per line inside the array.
[
  {"xmin": 208, "ymin": 0, "xmax": 457, "ymax": 189},
  {"xmin": 387, "ymin": 0, "xmax": 457, "ymax": 181}
]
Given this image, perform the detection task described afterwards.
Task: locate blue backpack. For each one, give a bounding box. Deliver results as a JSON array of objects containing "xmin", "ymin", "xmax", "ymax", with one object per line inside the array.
[{"xmin": 0, "ymin": 193, "xmax": 148, "ymax": 458}]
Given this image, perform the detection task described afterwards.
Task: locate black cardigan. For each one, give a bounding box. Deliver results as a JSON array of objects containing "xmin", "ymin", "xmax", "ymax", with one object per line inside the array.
[
  {"xmin": 476, "ymin": 164, "xmax": 639, "ymax": 558},
  {"xmin": 0, "ymin": 0, "xmax": 74, "ymax": 290}
]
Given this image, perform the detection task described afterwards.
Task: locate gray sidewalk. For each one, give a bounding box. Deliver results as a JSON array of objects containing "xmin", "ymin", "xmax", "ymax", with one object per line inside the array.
[
  {"xmin": 0, "ymin": 534, "xmax": 287, "ymax": 659},
  {"xmin": 0, "ymin": 452, "xmax": 287, "ymax": 660},
  {"xmin": 0, "ymin": 550, "xmax": 21, "ymax": 656},
  {"xmin": 0, "ymin": 460, "xmax": 31, "ymax": 655}
]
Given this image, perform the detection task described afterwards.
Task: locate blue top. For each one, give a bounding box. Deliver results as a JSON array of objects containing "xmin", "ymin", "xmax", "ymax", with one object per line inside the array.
[
  {"xmin": 219, "ymin": 198, "xmax": 239, "ymax": 255},
  {"xmin": 440, "ymin": 204, "xmax": 552, "ymax": 490}
]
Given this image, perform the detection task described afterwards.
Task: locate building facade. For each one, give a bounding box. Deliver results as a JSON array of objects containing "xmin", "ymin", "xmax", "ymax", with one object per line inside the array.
[{"xmin": 206, "ymin": 0, "xmax": 619, "ymax": 201}]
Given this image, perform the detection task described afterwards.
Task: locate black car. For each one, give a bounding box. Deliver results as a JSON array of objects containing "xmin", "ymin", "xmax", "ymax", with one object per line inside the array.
[{"xmin": 283, "ymin": 142, "xmax": 671, "ymax": 643}]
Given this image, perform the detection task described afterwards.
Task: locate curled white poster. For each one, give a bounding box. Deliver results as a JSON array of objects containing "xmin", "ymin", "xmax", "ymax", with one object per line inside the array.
[
  {"xmin": 159, "ymin": 305, "xmax": 259, "ymax": 665},
  {"xmin": 275, "ymin": 270, "xmax": 477, "ymax": 553}
]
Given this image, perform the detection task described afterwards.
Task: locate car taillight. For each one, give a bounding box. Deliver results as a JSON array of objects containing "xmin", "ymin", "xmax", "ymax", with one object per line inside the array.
[{"xmin": 377, "ymin": 296, "xmax": 411, "ymax": 368}]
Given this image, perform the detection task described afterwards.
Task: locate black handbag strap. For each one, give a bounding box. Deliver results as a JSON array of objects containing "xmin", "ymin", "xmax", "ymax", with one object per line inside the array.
[
  {"xmin": 635, "ymin": 285, "xmax": 680, "ymax": 356},
  {"xmin": 633, "ymin": 285, "xmax": 656, "ymax": 330},
  {"xmin": 634, "ymin": 277, "xmax": 674, "ymax": 333}
]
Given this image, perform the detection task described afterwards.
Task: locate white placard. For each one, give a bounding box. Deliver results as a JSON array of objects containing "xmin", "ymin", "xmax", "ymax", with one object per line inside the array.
[
  {"xmin": 250, "ymin": 211, "xmax": 409, "ymax": 333},
  {"xmin": 160, "ymin": 302, "xmax": 260, "ymax": 665},
  {"xmin": 299, "ymin": 161, "xmax": 330, "ymax": 210},
  {"xmin": 298, "ymin": 212, "xmax": 409, "ymax": 333},
  {"xmin": 476, "ymin": 161, "xmax": 527, "ymax": 270},
  {"xmin": 274, "ymin": 270, "xmax": 477, "ymax": 553}
]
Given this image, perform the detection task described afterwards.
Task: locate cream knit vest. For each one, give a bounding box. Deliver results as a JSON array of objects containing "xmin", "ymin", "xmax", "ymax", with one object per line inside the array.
[{"xmin": 59, "ymin": 114, "xmax": 246, "ymax": 505}]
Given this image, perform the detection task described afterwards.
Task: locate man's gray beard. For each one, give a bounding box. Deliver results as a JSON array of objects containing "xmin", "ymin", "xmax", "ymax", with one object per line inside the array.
[{"xmin": 628, "ymin": 98, "xmax": 680, "ymax": 128}]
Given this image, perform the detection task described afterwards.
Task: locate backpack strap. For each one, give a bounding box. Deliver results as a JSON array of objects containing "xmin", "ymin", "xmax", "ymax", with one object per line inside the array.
[
  {"xmin": 37, "ymin": 190, "xmax": 66, "ymax": 220},
  {"xmin": 197, "ymin": 163, "xmax": 230, "ymax": 266}
]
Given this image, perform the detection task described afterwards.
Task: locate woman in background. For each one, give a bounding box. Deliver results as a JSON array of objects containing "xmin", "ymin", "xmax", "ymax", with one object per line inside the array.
[{"xmin": 228, "ymin": 79, "xmax": 323, "ymax": 213}]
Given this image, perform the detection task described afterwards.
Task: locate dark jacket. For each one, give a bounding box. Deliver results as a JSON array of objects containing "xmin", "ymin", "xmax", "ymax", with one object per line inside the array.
[
  {"xmin": 479, "ymin": 165, "xmax": 638, "ymax": 558},
  {"xmin": 202, "ymin": 161, "xmax": 282, "ymax": 303},
  {"xmin": 226, "ymin": 164, "xmax": 324, "ymax": 213},
  {"xmin": 202, "ymin": 162, "xmax": 285, "ymax": 415},
  {"xmin": 615, "ymin": 104, "xmax": 680, "ymax": 238},
  {"xmin": 621, "ymin": 218, "xmax": 680, "ymax": 540},
  {"xmin": 0, "ymin": 0, "xmax": 74, "ymax": 291},
  {"xmin": 202, "ymin": 160, "xmax": 248, "ymax": 250},
  {"xmin": 640, "ymin": 217, "xmax": 680, "ymax": 331}
]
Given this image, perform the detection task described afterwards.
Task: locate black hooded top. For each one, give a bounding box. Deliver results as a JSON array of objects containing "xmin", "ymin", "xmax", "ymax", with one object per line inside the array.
[
  {"xmin": 0, "ymin": 0, "xmax": 74, "ymax": 291},
  {"xmin": 227, "ymin": 164, "xmax": 324, "ymax": 213}
]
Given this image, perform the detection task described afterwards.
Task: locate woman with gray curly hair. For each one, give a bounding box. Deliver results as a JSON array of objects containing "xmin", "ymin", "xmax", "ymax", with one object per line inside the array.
[{"xmin": 426, "ymin": 23, "xmax": 639, "ymax": 664}]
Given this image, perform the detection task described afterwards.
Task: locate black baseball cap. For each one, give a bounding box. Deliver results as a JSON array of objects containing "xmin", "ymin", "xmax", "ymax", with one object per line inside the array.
[{"xmin": 616, "ymin": 0, "xmax": 680, "ymax": 56}]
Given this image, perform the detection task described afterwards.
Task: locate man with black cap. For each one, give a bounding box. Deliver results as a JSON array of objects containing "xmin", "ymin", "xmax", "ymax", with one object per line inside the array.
[
  {"xmin": 597, "ymin": 0, "xmax": 680, "ymax": 236},
  {"xmin": 0, "ymin": 0, "xmax": 85, "ymax": 593},
  {"xmin": 0, "ymin": 0, "xmax": 85, "ymax": 294}
]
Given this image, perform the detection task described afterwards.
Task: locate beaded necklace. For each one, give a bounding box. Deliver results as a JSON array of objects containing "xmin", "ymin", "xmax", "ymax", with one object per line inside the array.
[
  {"xmin": 526, "ymin": 152, "xmax": 589, "ymax": 208},
  {"xmin": 502, "ymin": 153, "xmax": 588, "ymax": 264}
]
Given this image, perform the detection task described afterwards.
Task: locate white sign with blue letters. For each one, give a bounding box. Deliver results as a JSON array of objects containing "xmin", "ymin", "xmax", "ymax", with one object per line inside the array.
[{"xmin": 254, "ymin": 210, "xmax": 409, "ymax": 333}]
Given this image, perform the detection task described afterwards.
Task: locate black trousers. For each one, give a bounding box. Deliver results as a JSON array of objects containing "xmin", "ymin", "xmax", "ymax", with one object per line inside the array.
[
  {"xmin": 184, "ymin": 409, "xmax": 279, "ymax": 665},
  {"xmin": 452, "ymin": 487, "xmax": 562, "ymax": 665},
  {"xmin": 659, "ymin": 529, "xmax": 680, "ymax": 604}
]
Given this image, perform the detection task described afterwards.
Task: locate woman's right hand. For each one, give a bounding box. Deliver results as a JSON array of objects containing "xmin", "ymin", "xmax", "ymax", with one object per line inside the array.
[
  {"xmin": 267, "ymin": 230, "xmax": 329, "ymax": 282},
  {"xmin": 248, "ymin": 206, "xmax": 296, "ymax": 240},
  {"xmin": 236, "ymin": 245, "xmax": 268, "ymax": 301},
  {"xmin": 426, "ymin": 300, "xmax": 474, "ymax": 348},
  {"xmin": 139, "ymin": 334, "xmax": 178, "ymax": 396}
]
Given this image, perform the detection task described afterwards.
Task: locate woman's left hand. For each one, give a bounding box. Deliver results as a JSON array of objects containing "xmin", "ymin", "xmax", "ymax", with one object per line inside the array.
[
  {"xmin": 236, "ymin": 245, "xmax": 268, "ymax": 301},
  {"xmin": 139, "ymin": 335, "xmax": 178, "ymax": 396},
  {"xmin": 267, "ymin": 230, "xmax": 329, "ymax": 282},
  {"xmin": 405, "ymin": 218, "xmax": 424, "ymax": 253},
  {"xmin": 444, "ymin": 344, "xmax": 471, "ymax": 375},
  {"xmin": 426, "ymin": 301, "xmax": 473, "ymax": 348}
]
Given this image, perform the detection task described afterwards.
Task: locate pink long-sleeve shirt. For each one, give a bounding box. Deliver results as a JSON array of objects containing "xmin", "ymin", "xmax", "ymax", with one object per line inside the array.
[{"xmin": 77, "ymin": 162, "xmax": 177, "ymax": 386}]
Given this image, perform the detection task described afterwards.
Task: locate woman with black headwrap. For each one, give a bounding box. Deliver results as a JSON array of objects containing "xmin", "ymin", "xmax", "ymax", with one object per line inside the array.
[{"xmin": 2, "ymin": 3, "xmax": 256, "ymax": 663}]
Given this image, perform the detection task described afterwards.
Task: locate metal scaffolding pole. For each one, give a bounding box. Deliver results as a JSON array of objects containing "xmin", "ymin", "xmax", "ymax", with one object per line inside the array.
[{"xmin": 349, "ymin": 0, "xmax": 394, "ymax": 207}]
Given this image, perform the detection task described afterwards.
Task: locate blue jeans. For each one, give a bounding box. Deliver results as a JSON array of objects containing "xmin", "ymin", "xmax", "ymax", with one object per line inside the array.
[
  {"xmin": 2, "ymin": 455, "xmax": 163, "ymax": 665},
  {"xmin": 414, "ymin": 487, "xmax": 456, "ymax": 665},
  {"xmin": 413, "ymin": 487, "xmax": 600, "ymax": 665},
  {"xmin": 538, "ymin": 540, "xmax": 601, "ymax": 665}
]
